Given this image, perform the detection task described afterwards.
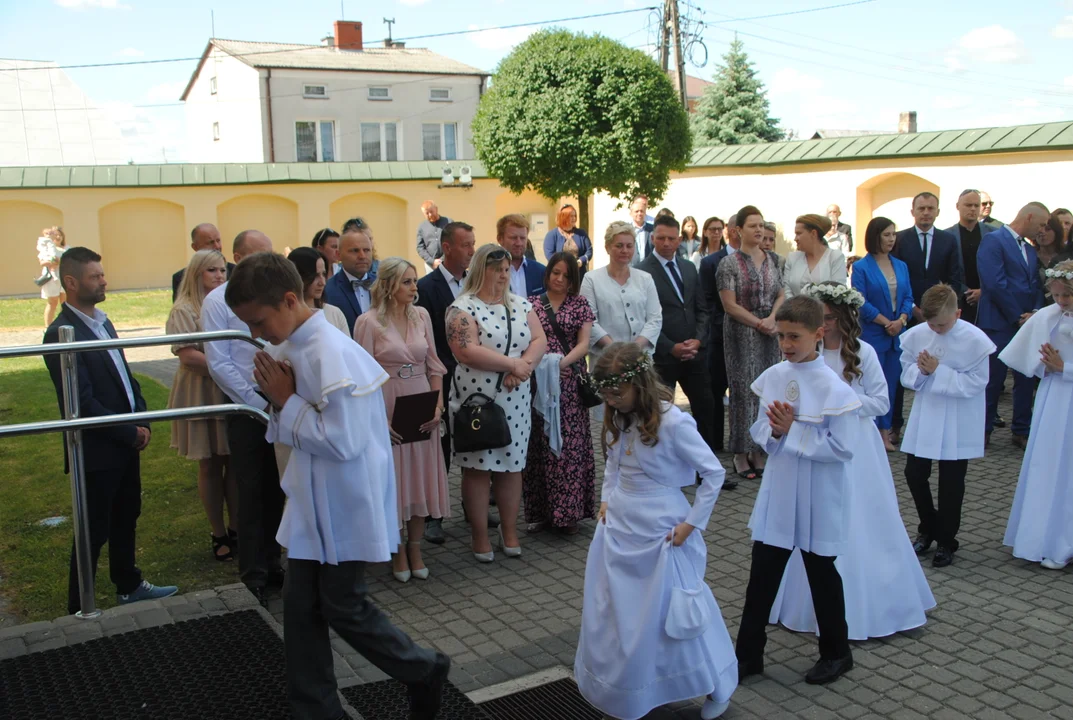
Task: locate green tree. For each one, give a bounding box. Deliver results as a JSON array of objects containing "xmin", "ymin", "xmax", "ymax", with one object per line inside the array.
[
  {"xmin": 691, "ymin": 38, "xmax": 783, "ymax": 146},
  {"xmin": 470, "ymin": 29, "xmax": 691, "ymax": 233}
]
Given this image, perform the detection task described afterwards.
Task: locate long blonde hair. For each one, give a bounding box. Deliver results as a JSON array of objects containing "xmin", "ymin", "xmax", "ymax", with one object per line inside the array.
[
  {"xmin": 175, "ymin": 249, "xmax": 226, "ymax": 316},
  {"xmin": 461, "ymin": 243, "xmax": 513, "ymax": 308},
  {"xmin": 593, "ymin": 342, "xmax": 673, "ymax": 449},
  {"xmin": 370, "ymin": 256, "xmax": 420, "ymax": 328}
]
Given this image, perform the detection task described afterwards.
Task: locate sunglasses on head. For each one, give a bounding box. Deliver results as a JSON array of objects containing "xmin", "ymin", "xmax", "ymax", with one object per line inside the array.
[
  {"xmin": 313, "ymin": 228, "xmax": 337, "ymax": 245},
  {"xmin": 487, "ymin": 248, "xmax": 509, "ymax": 261},
  {"xmin": 342, "ymin": 218, "xmax": 369, "ymax": 233}
]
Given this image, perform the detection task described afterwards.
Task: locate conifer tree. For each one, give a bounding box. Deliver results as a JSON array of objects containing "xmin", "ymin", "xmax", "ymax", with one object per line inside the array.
[{"xmin": 691, "ymin": 38, "xmax": 783, "ymax": 146}]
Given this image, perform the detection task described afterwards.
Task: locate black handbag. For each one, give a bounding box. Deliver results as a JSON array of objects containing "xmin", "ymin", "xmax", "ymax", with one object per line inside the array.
[
  {"xmin": 452, "ymin": 301, "xmax": 513, "ymax": 453},
  {"xmin": 540, "ymin": 295, "xmax": 602, "ymax": 408}
]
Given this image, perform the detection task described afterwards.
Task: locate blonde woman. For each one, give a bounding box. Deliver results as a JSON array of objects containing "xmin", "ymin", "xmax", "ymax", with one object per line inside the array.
[
  {"xmin": 446, "ymin": 244, "xmax": 548, "ymax": 562},
  {"xmin": 167, "ymin": 249, "xmax": 236, "ymax": 561},
  {"xmin": 354, "ymin": 257, "xmax": 450, "ymax": 582},
  {"xmin": 38, "ymin": 226, "xmax": 67, "ymax": 326}
]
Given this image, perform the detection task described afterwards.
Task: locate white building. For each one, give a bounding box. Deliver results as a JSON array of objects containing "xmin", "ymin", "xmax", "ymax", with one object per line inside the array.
[
  {"xmin": 180, "ymin": 20, "xmax": 489, "ymax": 164},
  {"xmin": 0, "ymin": 59, "xmax": 128, "ymax": 166}
]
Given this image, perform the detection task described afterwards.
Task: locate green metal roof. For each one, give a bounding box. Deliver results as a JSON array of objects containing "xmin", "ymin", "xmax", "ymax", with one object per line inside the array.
[
  {"xmin": 688, "ymin": 121, "xmax": 1073, "ymax": 169},
  {"xmin": 1, "ymin": 121, "xmax": 1071, "ymax": 190}
]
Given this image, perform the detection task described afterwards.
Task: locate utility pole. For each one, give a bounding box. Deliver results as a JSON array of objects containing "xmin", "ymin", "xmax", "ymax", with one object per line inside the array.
[
  {"xmin": 658, "ymin": 0, "xmax": 672, "ymax": 72},
  {"xmin": 384, "ymin": 17, "xmax": 396, "ymax": 46},
  {"xmin": 670, "ymin": 0, "xmax": 688, "ymax": 110}
]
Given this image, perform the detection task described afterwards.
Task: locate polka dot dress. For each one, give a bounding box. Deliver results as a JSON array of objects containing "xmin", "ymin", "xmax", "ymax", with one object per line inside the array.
[{"xmin": 449, "ymin": 294, "xmax": 533, "ymax": 472}]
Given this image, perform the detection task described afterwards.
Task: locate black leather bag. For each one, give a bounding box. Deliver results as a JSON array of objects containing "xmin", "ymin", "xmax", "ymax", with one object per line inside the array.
[
  {"xmin": 452, "ymin": 301, "xmax": 513, "ymax": 453},
  {"xmin": 540, "ymin": 295, "xmax": 602, "ymax": 408}
]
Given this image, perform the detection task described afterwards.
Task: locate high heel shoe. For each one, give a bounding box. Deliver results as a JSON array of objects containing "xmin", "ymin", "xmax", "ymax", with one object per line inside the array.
[
  {"xmin": 391, "ymin": 553, "xmax": 411, "ymax": 583},
  {"xmin": 473, "ymin": 550, "xmax": 495, "ymax": 563},
  {"xmin": 498, "ymin": 527, "xmax": 521, "ymax": 558},
  {"xmin": 408, "ymin": 541, "xmax": 429, "ymax": 580},
  {"xmin": 701, "ymin": 695, "xmax": 729, "ymax": 719}
]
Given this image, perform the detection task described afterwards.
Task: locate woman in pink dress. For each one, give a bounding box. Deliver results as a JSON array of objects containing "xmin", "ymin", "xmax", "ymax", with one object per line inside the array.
[{"xmin": 354, "ymin": 257, "xmax": 450, "ymax": 582}]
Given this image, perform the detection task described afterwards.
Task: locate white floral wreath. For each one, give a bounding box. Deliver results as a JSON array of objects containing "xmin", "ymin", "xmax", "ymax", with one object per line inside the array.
[
  {"xmin": 1044, "ymin": 267, "xmax": 1073, "ymax": 281},
  {"xmin": 802, "ymin": 282, "xmax": 865, "ymax": 309}
]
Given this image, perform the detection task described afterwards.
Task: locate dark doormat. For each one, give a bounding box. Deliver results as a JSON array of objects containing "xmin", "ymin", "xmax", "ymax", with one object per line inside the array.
[
  {"xmin": 0, "ymin": 609, "xmax": 289, "ymax": 720},
  {"xmin": 341, "ymin": 678, "xmax": 487, "ymax": 719},
  {"xmin": 478, "ymin": 677, "xmax": 602, "ymax": 720}
]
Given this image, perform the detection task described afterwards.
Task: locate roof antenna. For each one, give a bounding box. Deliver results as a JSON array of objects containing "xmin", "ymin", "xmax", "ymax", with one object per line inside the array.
[
  {"xmin": 210, "ymin": 9, "xmax": 215, "ymax": 39},
  {"xmin": 384, "ymin": 17, "xmax": 395, "ymax": 45},
  {"xmin": 341, "ymin": 1, "xmax": 345, "ymax": 17}
]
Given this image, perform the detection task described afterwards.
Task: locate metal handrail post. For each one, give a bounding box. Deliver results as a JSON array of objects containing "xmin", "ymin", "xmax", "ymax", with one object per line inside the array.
[{"xmin": 58, "ymin": 326, "xmax": 100, "ymax": 619}]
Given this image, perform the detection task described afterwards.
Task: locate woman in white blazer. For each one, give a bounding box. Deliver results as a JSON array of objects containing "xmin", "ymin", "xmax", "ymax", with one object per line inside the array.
[{"xmin": 783, "ymin": 213, "xmax": 847, "ymax": 299}]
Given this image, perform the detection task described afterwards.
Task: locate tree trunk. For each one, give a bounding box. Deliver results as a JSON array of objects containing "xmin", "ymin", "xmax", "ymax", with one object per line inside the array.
[{"xmin": 578, "ymin": 191, "xmax": 591, "ymax": 235}]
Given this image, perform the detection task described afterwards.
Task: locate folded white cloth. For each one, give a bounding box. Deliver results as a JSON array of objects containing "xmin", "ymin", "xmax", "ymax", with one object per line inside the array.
[{"xmin": 532, "ymin": 353, "xmax": 563, "ymax": 456}]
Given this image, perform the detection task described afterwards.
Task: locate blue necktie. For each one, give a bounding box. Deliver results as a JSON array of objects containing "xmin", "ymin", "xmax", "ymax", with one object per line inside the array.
[{"xmin": 666, "ymin": 260, "xmax": 685, "ymax": 300}]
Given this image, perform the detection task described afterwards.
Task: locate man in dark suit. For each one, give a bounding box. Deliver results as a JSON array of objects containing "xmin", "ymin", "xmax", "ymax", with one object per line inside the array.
[
  {"xmin": 416, "ymin": 221, "xmax": 475, "ymax": 543},
  {"xmin": 977, "ymin": 202, "xmax": 1049, "ymax": 449},
  {"xmin": 628, "ymin": 195, "xmax": 655, "ymax": 267},
  {"xmin": 323, "ymin": 218, "xmax": 377, "ymax": 334},
  {"xmin": 496, "ymin": 214, "xmax": 545, "ymax": 297},
  {"xmin": 979, "ymin": 191, "xmax": 1004, "ymax": 231},
  {"xmin": 890, "ymin": 192, "xmax": 965, "ymax": 437},
  {"xmin": 641, "ymin": 216, "xmax": 723, "ymax": 468},
  {"xmin": 172, "ymin": 223, "xmax": 234, "ymax": 301},
  {"xmin": 946, "ymin": 189, "xmax": 998, "ymax": 326},
  {"xmin": 698, "ymin": 213, "xmax": 739, "ymax": 453},
  {"xmin": 825, "ymin": 204, "xmax": 853, "ymax": 254},
  {"xmin": 44, "ymin": 247, "xmax": 178, "ymax": 615}
]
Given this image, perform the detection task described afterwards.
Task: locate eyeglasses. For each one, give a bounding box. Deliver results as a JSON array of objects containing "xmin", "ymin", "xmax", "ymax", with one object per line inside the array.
[
  {"xmin": 981, "ymin": 202, "xmax": 994, "ymax": 208},
  {"xmin": 312, "ymin": 228, "xmax": 337, "ymax": 246},
  {"xmin": 342, "ymin": 217, "xmax": 369, "ymax": 233}
]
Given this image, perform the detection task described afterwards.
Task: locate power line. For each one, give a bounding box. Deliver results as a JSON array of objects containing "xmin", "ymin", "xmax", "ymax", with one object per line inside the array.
[
  {"xmin": 708, "ymin": 0, "xmax": 879, "ymax": 24},
  {"xmin": 0, "ymin": 7, "xmax": 658, "ymax": 73}
]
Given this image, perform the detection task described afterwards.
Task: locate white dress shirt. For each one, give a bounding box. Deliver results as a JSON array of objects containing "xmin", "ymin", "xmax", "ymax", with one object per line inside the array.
[
  {"xmin": 1006, "ymin": 225, "xmax": 1028, "ymax": 264},
  {"xmin": 342, "ymin": 269, "xmax": 372, "ymax": 314},
  {"xmin": 202, "ymin": 282, "xmax": 267, "ymax": 410},
  {"xmin": 509, "ymin": 258, "xmax": 529, "ymax": 298},
  {"xmin": 66, "ymin": 304, "xmax": 136, "ymax": 411},
  {"xmin": 658, "ymin": 255, "xmax": 685, "ymax": 302},
  {"xmin": 633, "ymin": 223, "xmax": 648, "ymax": 262},
  {"xmin": 438, "ymin": 263, "xmax": 466, "ymax": 300}
]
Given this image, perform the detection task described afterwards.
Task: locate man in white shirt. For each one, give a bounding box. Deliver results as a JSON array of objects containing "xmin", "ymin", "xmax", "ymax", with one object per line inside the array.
[
  {"xmin": 203, "ymin": 229, "xmax": 284, "ymax": 606},
  {"xmin": 629, "ymin": 195, "xmax": 655, "ymax": 267},
  {"xmin": 497, "ymin": 214, "xmax": 545, "ymax": 298},
  {"xmin": 323, "ymin": 219, "xmax": 377, "ymax": 335}
]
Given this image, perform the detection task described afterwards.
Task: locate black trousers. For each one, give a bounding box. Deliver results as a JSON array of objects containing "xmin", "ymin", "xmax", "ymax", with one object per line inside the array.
[
  {"xmin": 67, "ymin": 457, "xmax": 143, "ymax": 614},
  {"xmin": 904, "ymin": 454, "xmax": 967, "ymax": 549},
  {"xmin": 707, "ymin": 330, "xmax": 727, "ymax": 451},
  {"xmin": 439, "ymin": 374, "xmax": 453, "ymax": 476},
  {"xmin": 736, "ymin": 541, "xmax": 850, "ymax": 666},
  {"xmin": 656, "ymin": 352, "xmax": 717, "ymax": 453},
  {"xmin": 285, "ymin": 559, "xmax": 438, "ymax": 720},
  {"xmin": 226, "ymin": 414, "xmax": 284, "ymax": 590}
]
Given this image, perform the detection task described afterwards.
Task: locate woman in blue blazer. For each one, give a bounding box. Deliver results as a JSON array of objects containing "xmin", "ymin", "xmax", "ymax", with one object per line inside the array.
[
  {"xmin": 544, "ymin": 204, "xmax": 592, "ymax": 272},
  {"xmin": 851, "ymin": 217, "xmax": 914, "ymax": 450}
]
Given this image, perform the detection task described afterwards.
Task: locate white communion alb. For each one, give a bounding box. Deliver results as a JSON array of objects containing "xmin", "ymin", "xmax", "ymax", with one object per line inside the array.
[
  {"xmin": 1000, "ymin": 305, "xmax": 1073, "ymax": 565},
  {"xmin": 575, "ymin": 404, "xmax": 737, "ymax": 720},
  {"xmin": 769, "ymin": 342, "xmax": 936, "ymax": 639}
]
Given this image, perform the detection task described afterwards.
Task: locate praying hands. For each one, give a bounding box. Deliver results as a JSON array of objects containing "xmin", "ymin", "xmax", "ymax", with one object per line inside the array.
[
  {"xmin": 253, "ymin": 351, "xmax": 296, "ymax": 410},
  {"xmin": 1040, "ymin": 343, "xmax": 1064, "ymax": 374},
  {"xmin": 917, "ymin": 350, "xmax": 939, "ymax": 376}
]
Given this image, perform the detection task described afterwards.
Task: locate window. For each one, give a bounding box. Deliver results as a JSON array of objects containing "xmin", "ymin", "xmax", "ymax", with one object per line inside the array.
[
  {"xmin": 368, "ymin": 86, "xmax": 391, "ymax": 101},
  {"xmin": 212, "ymin": 122, "xmax": 220, "ymax": 141},
  {"xmin": 303, "ymin": 84, "xmax": 328, "ymax": 99},
  {"xmin": 295, "ymin": 120, "xmax": 336, "ymax": 162},
  {"xmin": 421, "ymin": 122, "xmax": 458, "ymax": 161},
  {"xmin": 429, "ymin": 87, "xmax": 451, "ymax": 102},
  {"xmin": 210, "ymin": 76, "xmax": 217, "ymax": 95},
  {"xmin": 359, "ymin": 122, "xmax": 399, "ymax": 162}
]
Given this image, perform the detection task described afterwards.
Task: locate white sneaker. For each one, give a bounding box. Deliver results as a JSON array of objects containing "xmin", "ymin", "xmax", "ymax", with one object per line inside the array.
[
  {"xmin": 1041, "ymin": 558, "xmax": 1069, "ymax": 570},
  {"xmin": 701, "ymin": 696, "xmax": 730, "ymax": 719}
]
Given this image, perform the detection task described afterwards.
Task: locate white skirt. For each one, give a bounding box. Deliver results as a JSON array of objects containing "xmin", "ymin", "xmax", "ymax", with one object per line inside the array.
[
  {"xmin": 1004, "ymin": 373, "xmax": 1073, "ymax": 564},
  {"xmin": 575, "ymin": 476, "xmax": 737, "ymax": 720},
  {"xmin": 40, "ymin": 276, "xmax": 62, "ymax": 299},
  {"xmin": 769, "ymin": 416, "xmax": 935, "ymax": 640}
]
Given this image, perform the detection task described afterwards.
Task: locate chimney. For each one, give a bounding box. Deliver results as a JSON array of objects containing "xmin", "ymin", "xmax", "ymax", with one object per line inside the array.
[
  {"xmin": 898, "ymin": 111, "xmax": 917, "ymax": 134},
  {"xmin": 321, "ymin": 35, "xmax": 334, "ymax": 47},
  {"xmin": 384, "ymin": 39, "xmax": 406, "ymax": 48},
  {"xmin": 333, "ymin": 20, "xmax": 363, "ymax": 51}
]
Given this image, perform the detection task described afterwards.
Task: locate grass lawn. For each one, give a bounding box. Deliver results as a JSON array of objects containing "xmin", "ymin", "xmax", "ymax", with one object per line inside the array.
[
  {"xmin": 0, "ymin": 289, "xmax": 172, "ymax": 331},
  {"xmin": 0, "ymin": 361, "xmax": 240, "ymax": 621}
]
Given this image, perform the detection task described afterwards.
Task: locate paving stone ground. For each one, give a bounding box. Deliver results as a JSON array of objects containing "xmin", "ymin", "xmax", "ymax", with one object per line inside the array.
[{"xmin": 2, "ymin": 341, "xmax": 1071, "ymax": 719}]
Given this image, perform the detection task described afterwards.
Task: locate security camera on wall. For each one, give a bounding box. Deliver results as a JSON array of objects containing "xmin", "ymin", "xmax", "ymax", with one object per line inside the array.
[
  {"xmin": 459, "ymin": 165, "xmax": 472, "ymax": 185},
  {"xmin": 441, "ymin": 164, "xmax": 454, "ymax": 185}
]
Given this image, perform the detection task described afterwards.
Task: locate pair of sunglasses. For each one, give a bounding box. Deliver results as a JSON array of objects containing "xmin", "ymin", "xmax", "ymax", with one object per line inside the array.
[{"xmin": 342, "ymin": 217, "xmax": 369, "ymax": 234}]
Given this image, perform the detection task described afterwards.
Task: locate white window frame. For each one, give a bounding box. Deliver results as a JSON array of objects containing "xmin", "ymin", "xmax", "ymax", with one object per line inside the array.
[
  {"xmin": 212, "ymin": 122, "xmax": 220, "ymax": 141},
  {"xmin": 429, "ymin": 87, "xmax": 452, "ymax": 102},
  {"xmin": 294, "ymin": 119, "xmax": 338, "ymax": 162},
  {"xmin": 209, "ymin": 76, "xmax": 217, "ymax": 95},
  {"xmin": 303, "ymin": 84, "xmax": 328, "ymax": 99},
  {"xmin": 367, "ymin": 86, "xmax": 392, "ymax": 101},
  {"xmin": 358, "ymin": 120, "xmax": 402, "ymax": 162},
  {"xmin": 421, "ymin": 122, "xmax": 460, "ymax": 161}
]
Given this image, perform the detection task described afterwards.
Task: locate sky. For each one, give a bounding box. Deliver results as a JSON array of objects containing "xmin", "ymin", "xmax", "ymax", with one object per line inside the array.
[{"xmin": 1, "ymin": 0, "xmax": 1072, "ymax": 163}]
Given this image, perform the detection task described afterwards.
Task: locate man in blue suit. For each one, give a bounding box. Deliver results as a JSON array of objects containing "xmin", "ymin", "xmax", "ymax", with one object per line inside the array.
[
  {"xmin": 977, "ymin": 202, "xmax": 1049, "ymax": 449},
  {"xmin": 323, "ymin": 217, "xmax": 378, "ymax": 335},
  {"xmin": 698, "ymin": 213, "xmax": 739, "ymax": 453},
  {"xmin": 44, "ymin": 247, "xmax": 178, "ymax": 614},
  {"xmin": 496, "ymin": 214, "xmax": 545, "ymax": 298},
  {"xmin": 889, "ymin": 191, "xmax": 964, "ymax": 439},
  {"xmin": 628, "ymin": 195, "xmax": 655, "ymax": 267}
]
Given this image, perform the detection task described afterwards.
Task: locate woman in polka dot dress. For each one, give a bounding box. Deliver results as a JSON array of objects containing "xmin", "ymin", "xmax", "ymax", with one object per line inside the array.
[{"xmin": 446, "ymin": 244, "xmax": 548, "ymax": 562}]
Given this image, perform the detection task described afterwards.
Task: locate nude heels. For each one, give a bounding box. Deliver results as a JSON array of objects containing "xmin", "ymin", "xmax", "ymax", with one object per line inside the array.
[{"xmin": 498, "ymin": 527, "xmax": 521, "ymax": 558}]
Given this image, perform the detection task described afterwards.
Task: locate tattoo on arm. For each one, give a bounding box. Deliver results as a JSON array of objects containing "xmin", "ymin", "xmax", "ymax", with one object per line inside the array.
[{"xmin": 446, "ymin": 309, "xmax": 472, "ymax": 350}]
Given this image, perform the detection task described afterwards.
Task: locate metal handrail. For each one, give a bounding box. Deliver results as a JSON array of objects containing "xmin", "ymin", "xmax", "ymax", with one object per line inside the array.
[{"xmin": 0, "ymin": 327, "xmax": 268, "ymax": 620}]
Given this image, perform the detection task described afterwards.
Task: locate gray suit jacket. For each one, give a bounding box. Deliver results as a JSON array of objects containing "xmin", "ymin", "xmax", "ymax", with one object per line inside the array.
[{"xmin": 639, "ymin": 253, "xmax": 709, "ymax": 364}]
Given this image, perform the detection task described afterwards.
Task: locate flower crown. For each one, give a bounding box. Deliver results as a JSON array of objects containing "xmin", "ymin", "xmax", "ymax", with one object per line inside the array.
[
  {"xmin": 803, "ymin": 282, "xmax": 865, "ymax": 309},
  {"xmin": 1044, "ymin": 268, "xmax": 1073, "ymax": 281},
  {"xmin": 593, "ymin": 352, "xmax": 654, "ymax": 389}
]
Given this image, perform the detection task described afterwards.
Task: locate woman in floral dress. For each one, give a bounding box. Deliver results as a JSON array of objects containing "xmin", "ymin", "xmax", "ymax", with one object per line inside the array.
[{"xmin": 524, "ymin": 253, "xmax": 597, "ymax": 534}]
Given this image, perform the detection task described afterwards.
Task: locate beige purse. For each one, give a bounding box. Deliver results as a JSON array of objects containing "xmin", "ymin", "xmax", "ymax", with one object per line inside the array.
[{"xmin": 562, "ymin": 232, "xmax": 579, "ymax": 256}]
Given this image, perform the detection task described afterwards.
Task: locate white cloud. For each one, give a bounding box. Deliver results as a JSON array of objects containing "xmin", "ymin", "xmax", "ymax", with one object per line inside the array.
[
  {"xmin": 1054, "ymin": 15, "xmax": 1073, "ymax": 39},
  {"xmin": 946, "ymin": 25, "xmax": 1029, "ymax": 69},
  {"xmin": 933, "ymin": 95, "xmax": 974, "ymax": 111},
  {"xmin": 97, "ymin": 101, "xmax": 185, "ymax": 163},
  {"xmin": 145, "ymin": 81, "xmax": 187, "ymax": 103},
  {"xmin": 466, "ymin": 24, "xmax": 536, "ymax": 51},
  {"xmin": 116, "ymin": 47, "xmax": 143, "ymax": 57},
  {"xmin": 55, "ymin": 0, "xmax": 129, "ymax": 8},
  {"xmin": 769, "ymin": 67, "xmax": 823, "ymax": 96}
]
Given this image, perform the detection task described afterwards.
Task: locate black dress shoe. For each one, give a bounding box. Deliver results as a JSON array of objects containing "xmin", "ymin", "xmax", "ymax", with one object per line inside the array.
[
  {"xmin": 912, "ymin": 534, "xmax": 934, "ymax": 554},
  {"xmin": 722, "ymin": 479, "xmax": 738, "ymax": 491},
  {"xmin": 993, "ymin": 415, "xmax": 1007, "ymax": 428},
  {"xmin": 805, "ymin": 653, "xmax": 853, "ymax": 685},
  {"xmin": 1012, "ymin": 434, "xmax": 1028, "ymax": 450},
  {"xmin": 408, "ymin": 652, "xmax": 451, "ymax": 720},
  {"xmin": 932, "ymin": 545, "xmax": 954, "ymax": 568},
  {"xmin": 267, "ymin": 567, "xmax": 286, "ymax": 590},
  {"xmin": 424, "ymin": 518, "xmax": 446, "ymax": 545},
  {"xmin": 737, "ymin": 659, "xmax": 763, "ymax": 681},
  {"xmin": 249, "ymin": 586, "xmax": 269, "ymax": 609}
]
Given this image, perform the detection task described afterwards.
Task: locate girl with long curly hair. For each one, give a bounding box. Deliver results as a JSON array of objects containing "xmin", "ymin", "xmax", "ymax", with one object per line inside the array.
[
  {"xmin": 575, "ymin": 342, "xmax": 737, "ymax": 720},
  {"xmin": 768, "ymin": 282, "xmax": 935, "ymax": 641}
]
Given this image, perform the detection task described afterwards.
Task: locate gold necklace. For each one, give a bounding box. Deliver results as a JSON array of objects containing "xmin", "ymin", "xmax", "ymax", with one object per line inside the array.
[{"xmin": 624, "ymin": 429, "xmax": 637, "ymax": 456}]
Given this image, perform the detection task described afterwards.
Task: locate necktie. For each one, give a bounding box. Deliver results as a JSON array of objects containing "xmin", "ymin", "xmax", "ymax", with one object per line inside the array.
[
  {"xmin": 920, "ymin": 232, "xmax": 929, "ymax": 268},
  {"xmin": 666, "ymin": 260, "xmax": 685, "ymax": 300},
  {"xmin": 351, "ymin": 276, "xmax": 374, "ymax": 290}
]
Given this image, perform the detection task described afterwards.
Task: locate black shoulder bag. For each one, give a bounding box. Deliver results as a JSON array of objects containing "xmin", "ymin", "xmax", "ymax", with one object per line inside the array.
[
  {"xmin": 452, "ymin": 301, "xmax": 514, "ymax": 453},
  {"xmin": 540, "ymin": 295, "xmax": 603, "ymax": 408}
]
